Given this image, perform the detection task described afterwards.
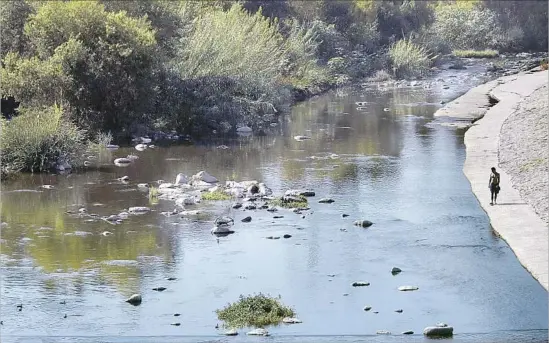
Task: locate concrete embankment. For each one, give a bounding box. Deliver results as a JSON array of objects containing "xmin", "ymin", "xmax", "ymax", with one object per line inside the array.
[{"xmin": 435, "ymin": 69, "xmax": 548, "ymax": 290}]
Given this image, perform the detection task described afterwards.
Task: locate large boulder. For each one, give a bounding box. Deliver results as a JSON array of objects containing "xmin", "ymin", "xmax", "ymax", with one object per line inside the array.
[{"xmin": 192, "ymin": 171, "xmax": 218, "ymax": 183}]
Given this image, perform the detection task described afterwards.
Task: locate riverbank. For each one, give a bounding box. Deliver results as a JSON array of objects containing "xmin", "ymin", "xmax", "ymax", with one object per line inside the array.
[{"xmin": 439, "ymin": 69, "xmax": 548, "ymax": 290}]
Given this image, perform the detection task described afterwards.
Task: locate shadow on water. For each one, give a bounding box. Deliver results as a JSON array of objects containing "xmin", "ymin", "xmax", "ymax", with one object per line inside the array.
[{"xmin": 0, "ymin": 66, "xmax": 547, "ymax": 341}]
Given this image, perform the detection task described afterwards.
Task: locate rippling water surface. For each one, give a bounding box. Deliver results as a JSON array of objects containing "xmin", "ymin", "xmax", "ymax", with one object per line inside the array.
[{"xmin": 1, "ymin": 64, "xmax": 547, "ymax": 343}]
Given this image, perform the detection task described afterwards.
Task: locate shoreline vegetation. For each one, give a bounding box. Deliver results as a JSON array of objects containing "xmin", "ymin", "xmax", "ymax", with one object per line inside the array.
[{"xmin": 1, "ymin": 0, "xmax": 548, "ymax": 179}]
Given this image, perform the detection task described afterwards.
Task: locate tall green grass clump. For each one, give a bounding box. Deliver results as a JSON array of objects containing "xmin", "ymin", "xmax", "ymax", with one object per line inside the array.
[
  {"xmin": 0, "ymin": 104, "xmax": 86, "ymax": 176},
  {"xmin": 216, "ymin": 293, "xmax": 295, "ymax": 328},
  {"xmin": 389, "ymin": 38, "xmax": 433, "ymax": 79}
]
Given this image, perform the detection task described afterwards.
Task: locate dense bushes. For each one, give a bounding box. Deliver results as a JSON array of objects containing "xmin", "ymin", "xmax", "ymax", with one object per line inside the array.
[
  {"xmin": 1, "ymin": 105, "xmax": 86, "ymax": 176},
  {"xmin": 0, "ymin": 0, "xmax": 547, "ymax": 177}
]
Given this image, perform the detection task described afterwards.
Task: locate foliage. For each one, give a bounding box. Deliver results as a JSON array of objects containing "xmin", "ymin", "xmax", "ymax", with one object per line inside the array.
[
  {"xmin": 216, "ymin": 293, "xmax": 295, "ymax": 328},
  {"xmin": 429, "ymin": 3, "xmax": 500, "ymax": 50},
  {"xmin": 202, "ymin": 190, "xmax": 232, "ymax": 201},
  {"xmin": 16, "ymin": 0, "xmax": 158, "ymax": 134},
  {"xmin": 389, "ymin": 38, "xmax": 433, "ymax": 78},
  {"xmin": 453, "ymin": 49, "xmax": 499, "ymax": 58},
  {"xmin": 0, "ymin": 0, "xmax": 34, "ymax": 59},
  {"xmin": 0, "ymin": 105, "xmax": 86, "ymax": 176}
]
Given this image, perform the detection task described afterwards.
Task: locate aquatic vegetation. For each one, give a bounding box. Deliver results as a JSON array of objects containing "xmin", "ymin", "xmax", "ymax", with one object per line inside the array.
[
  {"xmin": 453, "ymin": 49, "xmax": 499, "ymax": 58},
  {"xmin": 216, "ymin": 293, "xmax": 295, "ymax": 328},
  {"xmin": 269, "ymin": 195, "xmax": 308, "ymax": 209},
  {"xmin": 202, "ymin": 190, "xmax": 232, "ymax": 201},
  {"xmin": 148, "ymin": 186, "xmax": 159, "ymax": 205}
]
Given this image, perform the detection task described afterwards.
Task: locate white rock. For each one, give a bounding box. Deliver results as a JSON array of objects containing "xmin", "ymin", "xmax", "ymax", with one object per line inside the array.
[
  {"xmin": 282, "ymin": 317, "xmax": 302, "ymax": 324},
  {"xmin": 246, "ymin": 328, "xmax": 269, "ymax": 336},
  {"xmin": 294, "ymin": 135, "xmax": 311, "ymax": 141},
  {"xmin": 125, "ymin": 294, "xmax": 142, "ymax": 305},
  {"xmin": 159, "ymin": 183, "xmax": 176, "ymax": 189},
  {"xmin": 398, "ymin": 285, "xmax": 419, "ymax": 291},
  {"xmin": 137, "ymin": 183, "xmax": 149, "ymax": 188},
  {"xmin": 236, "ymin": 126, "xmax": 253, "ymax": 133},
  {"xmin": 175, "ymin": 173, "xmax": 189, "ymax": 185},
  {"xmin": 224, "ymin": 329, "xmax": 238, "ymax": 336},
  {"xmin": 192, "ymin": 171, "xmax": 218, "ymax": 183},
  {"xmin": 102, "ymin": 231, "xmax": 113, "ymax": 236},
  {"xmin": 135, "ymin": 144, "xmax": 147, "ymax": 151},
  {"xmin": 127, "ymin": 154, "xmax": 139, "ymax": 161},
  {"xmin": 114, "ymin": 158, "xmax": 132, "ymax": 167},
  {"xmin": 140, "ymin": 137, "xmax": 152, "ymax": 144}
]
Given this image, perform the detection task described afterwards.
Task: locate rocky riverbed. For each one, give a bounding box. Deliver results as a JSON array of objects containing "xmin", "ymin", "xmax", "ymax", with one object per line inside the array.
[{"xmin": 499, "ymin": 84, "xmax": 549, "ymax": 224}]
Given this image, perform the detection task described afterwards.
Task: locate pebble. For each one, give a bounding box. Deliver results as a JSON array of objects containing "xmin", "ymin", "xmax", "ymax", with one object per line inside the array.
[
  {"xmin": 342, "ymin": 214, "xmax": 349, "ymax": 217},
  {"xmin": 395, "ymin": 309, "xmax": 403, "ymax": 313},
  {"xmin": 283, "ymin": 234, "xmax": 292, "ymax": 239},
  {"xmin": 363, "ymin": 306, "xmax": 372, "ymax": 311},
  {"xmin": 241, "ymin": 216, "xmax": 252, "ymax": 223},
  {"xmin": 171, "ymin": 322, "xmax": 181, "ymax": 326},
  {"xmin": 174, "ymin": 313, "xmax": 180, "ymax": 316}
]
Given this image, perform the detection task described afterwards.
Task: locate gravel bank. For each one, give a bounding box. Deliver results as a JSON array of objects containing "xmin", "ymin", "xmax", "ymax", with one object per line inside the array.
[{"xmin": 499, "ymin": 85, "xmax": 548, "ymax": 224}]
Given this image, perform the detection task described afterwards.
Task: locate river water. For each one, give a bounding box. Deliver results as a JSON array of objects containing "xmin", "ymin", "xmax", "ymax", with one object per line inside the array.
[{"xmin": 1, "ymin": 63, "xmax": 547, "ymax": 343}]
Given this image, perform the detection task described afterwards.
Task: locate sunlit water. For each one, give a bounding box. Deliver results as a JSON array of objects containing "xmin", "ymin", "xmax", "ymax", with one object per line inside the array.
[{"xmin": 1, "ymin": 63, "xmax": 547, "ymax": 343}]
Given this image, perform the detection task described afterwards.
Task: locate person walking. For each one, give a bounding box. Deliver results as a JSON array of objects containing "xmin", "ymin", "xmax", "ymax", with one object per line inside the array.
[{"xmin": 489, "ymin": 167, "xmax": 500, "ymax": 205}]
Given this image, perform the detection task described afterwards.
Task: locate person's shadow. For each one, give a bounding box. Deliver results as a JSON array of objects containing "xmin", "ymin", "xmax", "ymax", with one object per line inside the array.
[{"xmin": 493, "ymin": 202, "xmax": 528, "ymax": 206}]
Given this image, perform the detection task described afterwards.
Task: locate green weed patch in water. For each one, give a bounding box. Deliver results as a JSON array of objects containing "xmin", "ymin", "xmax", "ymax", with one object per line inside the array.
[
  {"xmin": 216, "ymin": 294, "xmax": 295, "ymax": 328},
  {"xmin": 202, "ymin": 190, "xmax": 232, "ymax": 201},
  {"xmin": 269, "ymin": 195, "xmax": 308, "ymax": 209},
  {"xmin": 453, "ymin": 49, "xmax": 499, "ymax": 58}
]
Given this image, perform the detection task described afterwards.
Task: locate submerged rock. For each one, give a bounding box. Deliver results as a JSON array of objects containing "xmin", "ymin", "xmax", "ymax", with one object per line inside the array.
[
  {"xmin": 241, "ymin": 216, "xmax": 252, "ymax": 223},
  {"xmin": 152, "ymin": 287, "xmax": 166, "ymax": 292},
  {"xmin": 391, "ymin": 267, "xmax": 402, "ymax": 275},
  {"xmin": 363, "ymin": 306, "xmax": 372, "ymax": 311},
  {"xmin": 395, "ymin": 309, "xmax": 403, "ymax": 313},
  {"xmin": 423, "ymin": 326, "xmax": 453, "ymax": 337},
  {"xmin": 283, "ymin": 234, "xmax": 292, "ymax": 239},
  {"xmin": 247, "ymin": 328, "xmax": 269, "ymax": 336},
  {"xmin": 125, "ymin": 294, "xmax": 142, "ymax": 305}
]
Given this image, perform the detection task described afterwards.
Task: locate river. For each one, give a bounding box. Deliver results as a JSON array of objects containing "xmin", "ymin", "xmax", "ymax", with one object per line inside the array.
[{"xmin": 1, "ymin": 62, "xmax": 547, "ymax": 343}]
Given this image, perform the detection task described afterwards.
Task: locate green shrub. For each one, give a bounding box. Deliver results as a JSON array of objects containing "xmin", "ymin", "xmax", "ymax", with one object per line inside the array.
[
  {"xmin": 216, "ymin": 293, "xmax": 295, "ymax": 328},
  {"xmin": 453, "ymin": 49, "xmax": 499, "ymax": 58},
  {"xmin": 430, "ymin": 3, "xmax": 500, "ymax": 50},
  {"xmin": 1, "ymin": 104, "xmax": 86, "ymax": 176},
  {"xmin": 202, "ymin": 190, "xmax": 232, "ymax": 201},
  {"xmin": 389, "ymin": 38, "xmax": 433, "ymax": 79}
]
